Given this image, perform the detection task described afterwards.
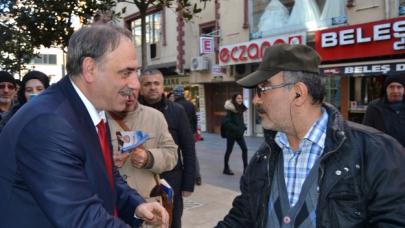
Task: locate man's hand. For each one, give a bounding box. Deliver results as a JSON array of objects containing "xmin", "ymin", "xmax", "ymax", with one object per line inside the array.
[
  {"xmin": 135, "ymin": 202, "xmax": 169, "ymax": 228},
  {"xmin": 182, "ymin": 191, "xmax": 192, "ymax": 197},
  {"xmin": 113, "ymin": 152, "xmax": 130, "ymax": 168},
  {"xmin": 130, "ymin": 146, "xmax": 148, "ymax": 168}
]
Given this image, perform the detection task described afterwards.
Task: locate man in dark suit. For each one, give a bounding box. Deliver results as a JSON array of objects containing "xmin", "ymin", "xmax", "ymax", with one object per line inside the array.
[{"xmin": 0, "ymin": 24, "xmax": 168, "ymax": 227}]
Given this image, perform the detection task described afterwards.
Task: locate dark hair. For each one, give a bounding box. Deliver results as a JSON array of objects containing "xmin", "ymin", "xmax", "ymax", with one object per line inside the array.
[
  {"xmin": 17, "ymin": 71, "xmax": 50, "ymax": 104},
  {"xmin": 283, "ymin": 71, "xmax": 325, "ymax": 105},
  {"xmin": 139, "ymin": 68, "xmax": 163, "ymax": 83},
  {"xmin": 66, "ymin": 24, "xmax": 132, "ymax": 76},
  {"xmin": 0, "ymin": 71, "xmax": 16, "ymax": 85},
  {"xmin": 231, "ymin": 93, "xmax": 247, "ymax": 113}
]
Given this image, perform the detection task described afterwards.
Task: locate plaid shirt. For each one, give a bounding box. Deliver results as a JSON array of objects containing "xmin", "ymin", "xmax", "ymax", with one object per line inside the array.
[{"xmin": 275, "ymin": 108, "xmax": 328, "ymax": 206}]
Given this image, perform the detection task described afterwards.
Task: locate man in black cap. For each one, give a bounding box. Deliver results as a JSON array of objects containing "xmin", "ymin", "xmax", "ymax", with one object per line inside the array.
[
  {"xmin": 363, "ymin": 75, "xmax": 405, "ymax": 147},
  {"xmin": 216, "ymin": 44, "xmax": 405, "ymax": 227},
  {"xmin": 0, "ymin": 71, "xmax": 17, "ymax": 122}
]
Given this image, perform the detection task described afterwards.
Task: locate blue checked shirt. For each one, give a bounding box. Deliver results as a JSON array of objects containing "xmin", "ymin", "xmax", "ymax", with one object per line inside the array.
[{"xmin": 275, "ymin": 108, "xmax": 328, "ymax": 206}]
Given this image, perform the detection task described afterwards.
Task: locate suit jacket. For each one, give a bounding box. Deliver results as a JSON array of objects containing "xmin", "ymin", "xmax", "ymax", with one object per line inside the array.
[{"xmin": 0, "ymin": 76, "xmax": 145, "ymax": 228}]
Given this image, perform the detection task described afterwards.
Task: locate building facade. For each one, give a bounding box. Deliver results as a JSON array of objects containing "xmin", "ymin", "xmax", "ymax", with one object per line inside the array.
[{"xmin": 115, "ymin": 0, "xmax": 405, "ymax": 136}]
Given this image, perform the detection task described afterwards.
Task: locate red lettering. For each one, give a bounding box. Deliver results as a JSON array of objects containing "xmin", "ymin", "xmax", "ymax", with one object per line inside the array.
[
  {"xmin": 247, "ymin": 43, "xmax": 260, "ymax": 60},
  {"xmin": 261, "ymin": 41, "xmax": 271, "ymax": 58},
  {"xmin": 231, "ymin": 47, "xmax": 239, "ymax": 61},
  {"xmin": 219, "ymin": 48, "xmax": 230, "ymax": 63},
  {"xmin": 204, "ymin": 40, "xmax": 210, "ymax": 51},
  {"xmin": 239, "ymin": 45, "xmax": 248, "ymax": 61},
  {"xmin": 273, "ymin": 39, "xmax": 285, "ymax": 45}
]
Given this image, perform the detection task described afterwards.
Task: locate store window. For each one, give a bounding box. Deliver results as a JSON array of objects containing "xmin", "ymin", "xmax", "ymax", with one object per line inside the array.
[
  {"xmin": 348, "ymin": 76, "xmax": 385, "ymax": 122},
  {"xmin": 399, "ymin": 0, "xmax": 405, "ymax": 16},
  {"xmin": 130, "ymin": 11, "xmax": 161, "ymax": 46},
  {"xmin": 30, "ymin": 54, "xmax": 57, "ymax": 65},
  {"xmin": 324, "ymin": 77, "xmax": 341, "ymax": 110},
  {"xmin": 250, "ymin": 0, "xmax": 346, "ymax": 39}
]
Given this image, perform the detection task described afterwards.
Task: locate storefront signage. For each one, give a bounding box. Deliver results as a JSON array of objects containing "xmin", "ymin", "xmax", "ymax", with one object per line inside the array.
[
  {"xmin": 321, "ymin": 62, "xmax": 405, "ymax": 76},
  {"xmin": 200, "ymin": 37, "xmax": 214, "ymax": 54},
  {"xmin": 211, "ymin": 65, "xmax": 222, "ymax": 76},
  {"xmin": 164, "ymin": 76, "xmax": 190, "ymax": 87},
  {"xmin": 315, "ymin": 17, "xmax": 405, "ymax": 61},
  {"xmin": 219, "ymin": 32, "xmax": 306, "ymax": 66}
]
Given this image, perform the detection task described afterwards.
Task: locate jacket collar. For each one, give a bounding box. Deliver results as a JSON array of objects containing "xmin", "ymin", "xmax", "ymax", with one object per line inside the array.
[
  {"xmin": 139, "ymin": 94, "xmax": 168, "ymax": 114},
  {"xmin": 263, "ymin": 103, "xmax": 347, "ymax": 157}
]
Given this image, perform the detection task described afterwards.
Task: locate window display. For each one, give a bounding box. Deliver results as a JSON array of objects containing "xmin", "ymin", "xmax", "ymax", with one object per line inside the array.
[{"xmin": 251, "ymin": 0, "xmax": 346, "ymax": 39}]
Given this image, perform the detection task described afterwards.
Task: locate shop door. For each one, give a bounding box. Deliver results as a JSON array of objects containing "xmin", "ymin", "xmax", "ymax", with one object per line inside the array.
[{"xmin": 205, "ymin": 82, "xmax": 242, "ymax": 133}]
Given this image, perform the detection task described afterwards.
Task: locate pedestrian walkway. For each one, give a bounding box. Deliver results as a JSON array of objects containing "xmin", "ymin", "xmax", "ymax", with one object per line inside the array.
[
  {"xmin": 182, "ymin": 133, "xmax": 263, "ymax": 227},
  {"xmin": 195, "ymin": 133, "xmax": 263, "ymax": 191},
  {"xmin": 182, "ymin": 184, "xmax": 238, "ymax": 228}
]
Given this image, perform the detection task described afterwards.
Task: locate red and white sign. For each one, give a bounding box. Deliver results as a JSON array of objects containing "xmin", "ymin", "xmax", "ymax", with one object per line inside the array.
[
  {"xmin": 315, "ymin": 17, "xmax": 405, "ymax": 61},
  {"xmin": 219, "ymin": 32, "xmax": 306, "ymax": 66},
  {"xmin": 200, "ymin": 37, "xmax": 214, "ymax": 54}
]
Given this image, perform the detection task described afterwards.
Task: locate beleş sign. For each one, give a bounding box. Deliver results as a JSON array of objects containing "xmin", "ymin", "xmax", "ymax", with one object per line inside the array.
[
  {"xmin": 322, "ymin": 62, "xmax": 405, "ymax": 76},
  {"xmin": 315, "ymin": 17, "xmax": 405, "ymax": 61}
]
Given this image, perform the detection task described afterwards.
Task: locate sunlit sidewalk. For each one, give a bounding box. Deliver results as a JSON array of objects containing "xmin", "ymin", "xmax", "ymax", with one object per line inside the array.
[{"xmin": 182, "ymin": 184, "xmax": 239, "ymax": 228}]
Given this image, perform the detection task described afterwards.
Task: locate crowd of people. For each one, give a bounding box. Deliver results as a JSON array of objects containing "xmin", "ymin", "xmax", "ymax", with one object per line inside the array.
[{"xmin": 0, "ymin": 23, "xmax": 404, "ymax": 228}]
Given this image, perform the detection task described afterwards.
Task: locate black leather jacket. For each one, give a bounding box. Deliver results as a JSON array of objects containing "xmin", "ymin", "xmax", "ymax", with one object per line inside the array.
[{"xmin": 216, "ymin": 103, "xmax": 405, "ymax": 228}]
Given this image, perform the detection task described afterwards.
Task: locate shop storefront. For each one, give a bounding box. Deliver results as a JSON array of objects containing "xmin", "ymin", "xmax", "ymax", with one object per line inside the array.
[{"xmin": 315, "ymin": 17, "xmax": 405, "ymax": 122}]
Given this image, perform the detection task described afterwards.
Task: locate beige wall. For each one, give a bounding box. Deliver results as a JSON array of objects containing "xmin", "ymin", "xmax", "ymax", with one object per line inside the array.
[
  {"xmin": 187, "ymin": 0, "xmax": 249, "ymax": 83},
  {"xmin": 114, "ymin": 2, "xmax": 177, "ymax": 67},
  {"xmin": 346, "ymin": 0, "xmax": 401, "ymax": 24},
  {"xmin": 219, "ymin": 0, "xmax": 249, "ymax": 45}
]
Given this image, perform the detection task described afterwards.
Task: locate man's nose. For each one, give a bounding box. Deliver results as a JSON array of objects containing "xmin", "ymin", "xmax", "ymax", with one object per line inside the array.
[
  {"xmin": 127, "ymin": 72, "xmax": 140, "ymax": 90},
  {"xmin": 252, "ymin": 94, "xmax": 261, "ymax": 106}
]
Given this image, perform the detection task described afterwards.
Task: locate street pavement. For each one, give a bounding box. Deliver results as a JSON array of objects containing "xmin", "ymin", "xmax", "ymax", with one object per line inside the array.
[{"xmin": 182, "ymin": 133, "xmax": 263, "ymax": 228}]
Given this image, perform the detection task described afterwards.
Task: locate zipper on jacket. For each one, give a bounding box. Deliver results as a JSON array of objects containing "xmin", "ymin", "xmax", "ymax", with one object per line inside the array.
[
  {"xmin": 318, "ymin": 131, "xmax": 346, "ymax": 185},
  {"xmin": 259, "ymin": 142, "xmax": 273, "ymax": 228},
  {"xmin": 316, "ymin": 130, "xmax": 346, "ymax": 227}
]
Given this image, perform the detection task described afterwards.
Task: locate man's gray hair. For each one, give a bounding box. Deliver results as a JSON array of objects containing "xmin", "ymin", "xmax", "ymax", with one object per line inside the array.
[
  {"xmin": 139, "ymin": 69, "xmax": 163, "ymax": 83},
  {"xmin": 283, "ymin": 71, "xmax": 325, "ymax": 104},
  {"xmin": 66, "ymin": 24, "xmax": 132, "ymax": 76}
]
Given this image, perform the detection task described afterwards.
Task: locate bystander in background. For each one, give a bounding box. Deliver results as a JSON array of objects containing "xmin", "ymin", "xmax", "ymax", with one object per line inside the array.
[
  {"xmin": 363, "ymin": 75, "xmax": 405, "ymax": 147},
  {"xmin": 0, "ymin": 70, "xmax": 49, "ymax": 132},
  {"xmin": 221, "ymin": 93, "xmax": 248, "ymax": 175},
  {"xmin": 0, "ymin": 71, "xmax": 17, "ymax": 123}
]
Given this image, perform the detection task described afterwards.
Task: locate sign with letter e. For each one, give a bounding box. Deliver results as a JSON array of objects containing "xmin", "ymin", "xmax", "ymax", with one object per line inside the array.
[{"xmin": 200, "ymin": 37, "xmax": 214, "ymax": 54}]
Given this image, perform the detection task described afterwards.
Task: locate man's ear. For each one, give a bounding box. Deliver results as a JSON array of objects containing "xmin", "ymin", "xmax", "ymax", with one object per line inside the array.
[
  {"xmin": 292, "ymin": 82, "xmax": 308, "ymax": 106},
  {"xmin": 81, "ymin": 57, "xmax": 97, "ymax": 83}
]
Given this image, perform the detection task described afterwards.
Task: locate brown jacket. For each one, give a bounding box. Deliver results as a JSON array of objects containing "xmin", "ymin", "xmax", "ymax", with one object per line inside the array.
[{"xmin": 107, "ymin": 104, "xmax": 178, "ymax": 200}]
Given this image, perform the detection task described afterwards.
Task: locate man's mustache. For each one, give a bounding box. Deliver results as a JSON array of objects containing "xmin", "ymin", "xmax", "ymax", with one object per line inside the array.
[
  {"xmin": 118, "ymin": 88, "xmax": 134, "ymax": 97},
  {"xmin": 255, "ymin": 105, "xmax": 266, "ymax": 114}
]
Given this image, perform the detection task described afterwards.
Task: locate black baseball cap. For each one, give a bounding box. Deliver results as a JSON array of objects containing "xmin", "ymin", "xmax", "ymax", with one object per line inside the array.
[
  {"xmin": 237, "ymin": 44, "xmax": 321, "ymax": 88},
  {"xmin": 0, "ymin": 71, "xmax": 16, "ymax": 86}
]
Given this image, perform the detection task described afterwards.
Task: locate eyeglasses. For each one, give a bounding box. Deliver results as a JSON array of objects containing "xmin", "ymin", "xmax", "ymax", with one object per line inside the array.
[
  {"xmin": 256, "ymin": 82, "xmax": 294, "ymax": 97},
  {"xmin": 0, "ymin": 84, "xmax": 16, "ymax": 90}
]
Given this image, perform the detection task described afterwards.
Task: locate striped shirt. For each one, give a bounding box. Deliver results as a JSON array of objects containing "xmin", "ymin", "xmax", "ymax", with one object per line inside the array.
[{"xmin": 275, "ymin": 108, "xmax": 328, "ymax": 206}]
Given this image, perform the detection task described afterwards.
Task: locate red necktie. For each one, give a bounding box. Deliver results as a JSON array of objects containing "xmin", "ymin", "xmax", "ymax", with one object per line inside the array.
[{"xmin": 97, "ymin": 120, "xmax": 118, "ymax": 216}]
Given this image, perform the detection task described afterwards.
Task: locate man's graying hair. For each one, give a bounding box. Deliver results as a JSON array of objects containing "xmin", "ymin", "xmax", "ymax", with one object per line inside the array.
[
  {"xmin": 139, "ymin": 69, "xmax": 163, "ymax": 83},
  {"xmin": 283, "ymin": 71, "xmax": 325, "ymax": 104},
  {"xmin": 66, "ymin": 24, "xmax": 132, "ymax": 76}
]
